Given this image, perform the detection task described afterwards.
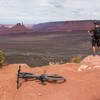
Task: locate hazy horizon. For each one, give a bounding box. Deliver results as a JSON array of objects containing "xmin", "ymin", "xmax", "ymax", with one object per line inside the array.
[{"xmin": 1, "ymin": 19, "xmax": 98, "ymax": 25}]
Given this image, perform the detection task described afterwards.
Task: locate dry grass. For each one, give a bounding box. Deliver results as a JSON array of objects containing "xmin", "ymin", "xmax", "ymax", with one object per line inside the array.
[{"xmin": 70, "ymin": 56, "xmax": 82, "ymax": 63}]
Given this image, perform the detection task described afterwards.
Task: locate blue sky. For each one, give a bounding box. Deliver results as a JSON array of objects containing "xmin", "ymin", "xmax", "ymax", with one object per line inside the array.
[{"xmin": 0, "ymin": 0, "xmax": 100, "ymax": 24}]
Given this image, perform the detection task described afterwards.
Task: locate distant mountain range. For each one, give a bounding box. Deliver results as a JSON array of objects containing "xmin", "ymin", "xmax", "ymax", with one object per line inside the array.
[
  {"xmin": 32, "ymin": 20, "xmax": 95, "ymax": 33},
  {"xmin": 0, "ymin": 20, "xmax": 98, "ymax": 35}
]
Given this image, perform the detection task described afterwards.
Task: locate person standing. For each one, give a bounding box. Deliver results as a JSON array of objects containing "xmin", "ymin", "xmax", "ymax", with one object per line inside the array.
[{"xmin": 88, "ymin": 21, "xmax": 100, "ymax": 56}]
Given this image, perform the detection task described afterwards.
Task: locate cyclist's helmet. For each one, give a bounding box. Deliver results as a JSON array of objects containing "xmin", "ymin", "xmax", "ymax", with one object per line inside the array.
[{"xmin": 94, "ymin": 21, "xmax": 100, "ymax": 25}]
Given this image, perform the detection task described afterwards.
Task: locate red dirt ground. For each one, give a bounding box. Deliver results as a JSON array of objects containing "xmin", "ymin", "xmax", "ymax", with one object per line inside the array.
[{"xmin": 0, "ymin": 55, "xmax": 100, "ymax": 100}]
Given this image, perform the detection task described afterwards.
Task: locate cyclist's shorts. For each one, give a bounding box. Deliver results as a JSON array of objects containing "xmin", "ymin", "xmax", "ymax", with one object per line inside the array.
[{"xmin": 92, "ymin": 39, "xmax": 100, "ymax": 47}]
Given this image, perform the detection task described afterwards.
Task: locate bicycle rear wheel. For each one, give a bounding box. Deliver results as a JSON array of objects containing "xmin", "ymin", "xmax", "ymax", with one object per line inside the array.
[{"xmin": 44, "ymin": 75, "xmax": 66, "ymax": 82}]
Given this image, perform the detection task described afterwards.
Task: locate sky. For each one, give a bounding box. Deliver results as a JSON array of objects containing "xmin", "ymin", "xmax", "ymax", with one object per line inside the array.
[{"xmin": 0, "ymin": 0, "xmax": 100, "ymax": 24}]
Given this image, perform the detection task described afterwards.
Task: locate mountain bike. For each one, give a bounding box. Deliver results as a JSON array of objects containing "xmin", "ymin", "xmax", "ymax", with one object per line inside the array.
[{"xmin": 17, "ymin": 65, "xmax": 66, "ymax": 89}]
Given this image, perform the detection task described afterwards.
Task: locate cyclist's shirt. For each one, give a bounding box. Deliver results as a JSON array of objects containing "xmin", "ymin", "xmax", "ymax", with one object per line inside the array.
[
  {"xmin": 89, "ymin": 27, "xmax": 100, "ymax": 39},
  {"xmin": 89, "ymin": 27, "xmax": 100, "ymax": 47}
]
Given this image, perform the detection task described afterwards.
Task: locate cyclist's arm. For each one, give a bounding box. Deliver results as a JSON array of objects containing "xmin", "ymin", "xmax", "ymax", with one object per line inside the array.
[
  {"xmin": 88, "ymin": 30, "xmax": 92, "ymax": 36},
  {"xmin": 88, "ymin": 29, "xmax": 94, "ymax": 37}
]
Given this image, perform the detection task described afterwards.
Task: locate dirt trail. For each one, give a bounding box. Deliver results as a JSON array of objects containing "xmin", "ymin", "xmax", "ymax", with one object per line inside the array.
[{"xmin": 0, "ymin": 55, "xmax": 100, "ymax": 100}]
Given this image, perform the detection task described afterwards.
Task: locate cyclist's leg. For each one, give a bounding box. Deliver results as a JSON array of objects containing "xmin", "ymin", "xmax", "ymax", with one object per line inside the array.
[
  {"xmin": 97, "ymin": 39, "xmax": 100, "ymax": 52},
  {"xmin": 92, "ymin": 46, "xmax": 96, "ymax": 53},
  {"xmin": 98, "ymin": 47, "xmax": 100, "ymax": 52},
  {"xmin": 92, "ymin": 39, "xmax": 96, "ymax": 55}
]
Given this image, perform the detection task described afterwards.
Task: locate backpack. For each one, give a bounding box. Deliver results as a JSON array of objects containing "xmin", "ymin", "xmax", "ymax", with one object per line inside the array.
[{"xmin": 93, "ymin": 27, "xmax": 100, "ymax": 39}]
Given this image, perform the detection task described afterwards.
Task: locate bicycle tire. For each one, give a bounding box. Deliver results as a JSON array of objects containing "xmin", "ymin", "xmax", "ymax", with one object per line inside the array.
[{"xmin": 44, "ymin": 75, "xmax": 66, "ymax": 82}]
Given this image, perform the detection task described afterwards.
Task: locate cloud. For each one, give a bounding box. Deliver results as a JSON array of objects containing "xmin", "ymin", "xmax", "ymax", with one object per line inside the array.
[{"xmin": 0, "ymin": 0, "xmax": 100, "ymax": 24}]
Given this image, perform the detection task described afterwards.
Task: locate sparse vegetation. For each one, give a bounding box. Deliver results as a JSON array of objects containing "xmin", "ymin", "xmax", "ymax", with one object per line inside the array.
[
  {"xmin": 0, "ymin": 50, "xmax": 5, "ymax": 67},
  {"xmin": 70, "ymin": 56, "xmax": 82, "ymax": 63}
]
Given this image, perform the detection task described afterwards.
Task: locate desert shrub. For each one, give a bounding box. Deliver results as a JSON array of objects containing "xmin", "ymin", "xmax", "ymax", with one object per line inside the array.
[
  {"xmin": 0, "ymin": 50, "xmax": 5, "ymax": 67},
  {"xmin": 70, "ymin": 56, "xmax": 81, "ymax": 63}
]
